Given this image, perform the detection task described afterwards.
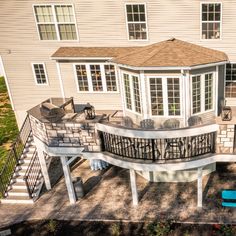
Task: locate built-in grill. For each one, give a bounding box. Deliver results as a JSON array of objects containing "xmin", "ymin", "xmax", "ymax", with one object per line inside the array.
[{"xmin": 40, "ymin": 102, "xmax": 65, "ymax": 121}]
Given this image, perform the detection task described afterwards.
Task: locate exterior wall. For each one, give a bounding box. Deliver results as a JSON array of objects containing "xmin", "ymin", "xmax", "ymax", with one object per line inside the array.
[{"xmin": 2, "ymin": 0, "xmax": 236, "ymax": 126}]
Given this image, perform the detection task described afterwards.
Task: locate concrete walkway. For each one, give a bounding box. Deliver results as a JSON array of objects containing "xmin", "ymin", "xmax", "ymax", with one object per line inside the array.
[{"xmin": 0, "ymin": 160, "xmax": 236, "ymax": 228}]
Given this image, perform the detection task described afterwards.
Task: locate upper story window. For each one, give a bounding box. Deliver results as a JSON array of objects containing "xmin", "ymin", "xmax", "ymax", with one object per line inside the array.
[
  {"xmin": 149, "ymin": 77, "xmax": 181, "ymax": 117},
  {"xmin": 123, "ymin": 73, "xmax": 142, "ymax": 114},
  {"xmin": 191, "ymin": 73, "xmax": 214, "ymax": 115},
  {"xmin": 34, "ymin": 5, "xmax": 78, "ymax": 41},
  {"xmin": 32, "ymin": 63, "xmax": 48, "ymax": 85},
  {"xmin": 125, "ymin": 4, "xmax": 148, "ymax": 40},
  {"xmin": 201, "ymin": 3, "xmax": 221, "ymax": 40},
  {"xmin": 74, "ymin": 64, "xmax": 117, "ymax": 93},
  {"xmin": 225, "ymin": 63, "xmax": 236, "ymax": 98}
]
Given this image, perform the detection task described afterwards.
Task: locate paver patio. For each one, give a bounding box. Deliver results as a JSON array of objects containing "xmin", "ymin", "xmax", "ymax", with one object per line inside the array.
[{"xmin": 0, "ymin": 159, "xmax": 236, "ymax": 228}]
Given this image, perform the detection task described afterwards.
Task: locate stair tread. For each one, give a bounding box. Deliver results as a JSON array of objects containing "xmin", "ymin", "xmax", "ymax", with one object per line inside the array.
[
  {"xmin": 4, "ymin": 195, "xmax": 31, "ymax": 200},
  {"xmin": 8, "ymin": 188, "xmax": 28, "ymax": 193}
]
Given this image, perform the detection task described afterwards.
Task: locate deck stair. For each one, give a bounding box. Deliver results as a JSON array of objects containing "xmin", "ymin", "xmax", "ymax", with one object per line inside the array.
[{"xmin": 1, "ymin": 135, "xmax": 46, "ymax": 204}]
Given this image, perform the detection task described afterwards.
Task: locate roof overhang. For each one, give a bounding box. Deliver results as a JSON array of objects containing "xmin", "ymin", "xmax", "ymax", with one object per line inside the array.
[{"xmin": 51, "ymin": 56, "xmax": 113, "ymax": 61}]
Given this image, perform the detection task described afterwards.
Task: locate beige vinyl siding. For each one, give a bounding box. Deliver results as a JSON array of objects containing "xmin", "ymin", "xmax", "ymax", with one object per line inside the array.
[
  {"xmin": 1, "ymin": 0, "xmax": 236, "ymax": 126},
  {"xmin": 59, "ymin": 62, "xmax": 123, "ymax": 110}
]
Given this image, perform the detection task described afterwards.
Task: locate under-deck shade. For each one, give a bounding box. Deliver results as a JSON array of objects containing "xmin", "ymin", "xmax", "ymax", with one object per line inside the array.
[{"xmin": 51, "ymin": 38, "xmax": 228, "ymax": 68}]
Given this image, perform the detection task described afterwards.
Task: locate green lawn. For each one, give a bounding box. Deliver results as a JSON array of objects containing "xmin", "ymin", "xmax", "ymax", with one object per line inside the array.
[{"xmin": 0, "ymin": 76, "xmax": 18, "ymax": 168}]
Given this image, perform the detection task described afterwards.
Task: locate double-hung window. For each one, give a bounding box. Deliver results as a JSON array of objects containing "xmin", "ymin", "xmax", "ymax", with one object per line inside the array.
[
  {"xmin": 34, "ymin": 5, "xmax": 78, "ymax": 40},
  {"xmin": 149, "ymin": 77, "xmax": 181, "ymax": 116},
  {"xmin": 201, "ymin": 3, "xmax": 221, "ymax": 39},
  {"xmin": 75, "ymin": 64, "xmax": 117, "ymax": 92},
  {"xmin": 125, "ymin": 4, "xmax": 148, "ymax": 40},
  {"xmin": 225, "ymin": 63, "xmax": 236, "ymax": 98},
  {"xmin": 32, "ymin": 63, "xmax": 48, "ymax": 85},
  {"xmin": 123, "ymin": 73, "xmax": 142, "ymax": 114},
  {"xmin": 191, "ymin": 73, "xmax": 214, "ymax": 114}
]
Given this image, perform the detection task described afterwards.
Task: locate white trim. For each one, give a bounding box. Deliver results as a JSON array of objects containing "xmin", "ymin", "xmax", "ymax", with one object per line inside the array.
[
  {"xmin": 32, "ymin": 4, "xmax": 79, "ymax": 42},
  {"xmin": 96, "ymin": 122, "xmax": 218, "ymax": 139},
  {"xmin": 31, "ymin": 62, "xmax": 49, "ymax": 86},
  {"xmin": 51, "ymin": 57, "xmax": 113, "ymax": 61},
  {"xmin": 0, "ymin": 56, "xmax": 15, "ymax": 110},
  {"xmin": 117, "ymin": 67, "xmax": 126, "ymax": 116},
  {"xmin": 82, "ymin": 152, "xmax": 236, "ymax": 172},
  {"xmin": 147, "ymin": 75, "xmax": 183, "ymax": 118},
  {"xmin": 200, "ymin": 2, "xmax": 222, "ymax": 40},
  {"xmin": 73, "ymin": 63, "xmax": 119, "ymax": 93},
  {"xmin": 56, "ymin": 62, "xmax": 65, "ymax": 98},
  {"xmin": 140, "ymin": 71, "xmax": 148, "ymax": 118},
  {"xmin": 124, "ymin": 2, "xmax": 149, "ymax": 41}
]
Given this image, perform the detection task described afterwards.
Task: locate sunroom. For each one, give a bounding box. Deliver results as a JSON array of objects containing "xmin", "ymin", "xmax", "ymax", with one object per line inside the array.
[{"xmin": 52, "ymin": 38, "xmax": 228, "ymax": 129}]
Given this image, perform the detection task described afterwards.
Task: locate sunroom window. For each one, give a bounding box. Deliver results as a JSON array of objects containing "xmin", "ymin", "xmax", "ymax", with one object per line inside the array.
[
  {"xmin": 125, "ymin": 4, "xmax": 148, "ymax": 40},
  {"xmin": 34, "ymin": 5, "xmax": 78, "ymax": 40},
  {"xmin": 201, "ymin": 3, "xmax": 221, "ymax": 39},
  {"xmin": 123, "ymin": 73, "xmax": 142, "ymax": 114},
  {"xmin": 149, "ymin": 77, "xmax": 180, "ymax": 116},
  {"xmin": 192, "ymin": 73, "xmax": 214, "ymax": 114},
  {"xmin": 74, "ymin": 64, "xmax": 117, "ymax": 93}
]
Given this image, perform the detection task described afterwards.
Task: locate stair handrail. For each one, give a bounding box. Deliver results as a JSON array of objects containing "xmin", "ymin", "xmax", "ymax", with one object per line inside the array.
[
  {"xmin": 23, "ymin": 149, "xmax": 42, "ymax": 198},
  {"xmin": 0, "ymin": 115, "xmax": 32, "ymax": 198}
]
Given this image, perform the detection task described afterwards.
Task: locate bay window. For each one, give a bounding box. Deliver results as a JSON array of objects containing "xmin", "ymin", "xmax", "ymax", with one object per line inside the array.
[
  {"xmin": 149, "ymin": 77, "xmax": 181, "ymax": 116},
  {"xmin": 123, "ymin": 73, "xmax": 142, "ymax": 114},
  {"xmin": 191, "ymin": 73, "xmax": 214, "ymax": 114},
  {"xmin": 225, "ymin": 63, "xmax": 236, "ymax": 98}
]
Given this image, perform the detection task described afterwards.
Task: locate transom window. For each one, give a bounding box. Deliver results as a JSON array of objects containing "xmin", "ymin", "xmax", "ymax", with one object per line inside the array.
[
  {"xmin": 123, "ymin": 73, "xmax": 142, "ymax": 114},
  {"xmin": 149, "ymin": 77, "xmax": 181, "ymax": 116},
  {"xmin": 32, "ymin": 63, "xmax": 48, "ymax": 85},
  {"xmin": 74, "ymin": 64, "xmax": 117, "ymax": 93},
  {"xmin": 34, "ymin": 5, "xmax": 78, "ymax": 40},
  {"xmin": 201, "ymin": 3, "xmax": 221, "ymax": 39},
  {"xmin": 125, "ymin": 4, "xmax": 148, "ymax": 40},
  {"xmin": 191, "ymin": 73, "xmax": 214, "ymax": 114},
  {"xmin": 225, "ymin": 63, "xmax": 236, "ymax": 98}
]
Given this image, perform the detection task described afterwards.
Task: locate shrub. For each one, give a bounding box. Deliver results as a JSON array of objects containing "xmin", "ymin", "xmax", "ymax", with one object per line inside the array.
[{"xmin": 146, "ymin": 221, "xmax": 172, "ymax": 236}]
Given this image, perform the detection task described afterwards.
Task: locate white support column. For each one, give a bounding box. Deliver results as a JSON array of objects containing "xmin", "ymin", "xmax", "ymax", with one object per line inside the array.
[
  {"xmin": 56, "ymin": 62, "xmax": 65, "ymax": 99},
  {"xmin": 215, "ymin": 66, "xmax": 219, "ymax": 116},
  {"xmin": 60, "ymin": 156, "xmax": 76, "ymax": 204},
  {"xmin": 197, "ymin": 167, "xmax": 203, "ymax": 208},
  {"xmin": 37, "ymin": 148, "xmax": 51, "ymax": 190},
  {"xmin": 140, "ymin": 71, "xmax": 148, "ymax": 119},
  {"xmin": 130, "ymin": 169, "xmax": 138, "ymax": 206},
  {"xmin": 117, "ymin": 67, "xmax": 126, "ymax": 116}
]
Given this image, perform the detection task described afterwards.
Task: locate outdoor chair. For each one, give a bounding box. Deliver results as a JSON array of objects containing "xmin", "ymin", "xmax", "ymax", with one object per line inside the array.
[
  {"xmin": 188, "ymin": 116, "xmax": 203, "ymax": 126},
  {"xmin": 222, "ymin": 190, "xmax": 236, "ymax": 207},
  {"xmin": 140, "ymin": 119, "xmax": 155, "ymax": 129},
  {"xmin": 121, "ymin": 116, "xmax": 134, "ymax": 128},
  {"xmin": 163, "ymin": 118, "xmax": 180, "ymax": 129}
]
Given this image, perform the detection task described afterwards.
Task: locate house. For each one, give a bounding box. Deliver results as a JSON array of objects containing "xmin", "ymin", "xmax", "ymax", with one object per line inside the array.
[{"xmin": 0, "ymin": 1, "xmax": 236, "ymax": 207}]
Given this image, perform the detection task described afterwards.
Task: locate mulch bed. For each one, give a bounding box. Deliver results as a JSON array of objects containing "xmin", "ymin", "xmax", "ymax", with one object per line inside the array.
[{"xmin": 1, "ymin": 220, "xmax": 236, "ymax": 236}]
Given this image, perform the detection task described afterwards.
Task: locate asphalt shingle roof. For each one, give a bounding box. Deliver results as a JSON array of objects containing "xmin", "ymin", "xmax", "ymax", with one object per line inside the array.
[{"xmin": 52, "ymin": 38, "xmax": 228, "ymax": 67}]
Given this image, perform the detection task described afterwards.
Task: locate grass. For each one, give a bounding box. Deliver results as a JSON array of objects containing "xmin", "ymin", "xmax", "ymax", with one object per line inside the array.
[{"xmin": 0, "ymin": 76, "xmax": 18, "ymax": 168}]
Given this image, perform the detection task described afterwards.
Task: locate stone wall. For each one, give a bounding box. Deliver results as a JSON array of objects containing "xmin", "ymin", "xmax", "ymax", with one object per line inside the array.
[
  {"xmin": 216, "ymin": 124, "xmax": 235, "ymax": 153},
  {"xmin": 29, "ymin": 115, "xmax": 102, "ymax": 151}
]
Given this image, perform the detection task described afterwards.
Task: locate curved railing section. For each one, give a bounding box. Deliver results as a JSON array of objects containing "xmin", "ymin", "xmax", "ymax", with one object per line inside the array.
[{"xmin": 97, "ymin": 123, "xmax": 218, "ymax": 162}]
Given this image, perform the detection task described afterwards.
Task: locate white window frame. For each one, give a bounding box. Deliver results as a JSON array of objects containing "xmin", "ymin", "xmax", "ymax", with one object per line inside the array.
[
  {"xmin": 122, "ymin": 71, "xmax": 142, "ymax": 115},
  {"xmin": 125, "ymin": 3, "xmax": 149, "ymax": 41},
  {"xmin": 190, "ymin": 72, "xmax": 215, "ymax": 115},
  {"xmin": 31, "ymin": 62, "xmax": 49, "ymax": 86},
  {"xmin": 147, "ymin": 76, "xmax": 182, "ymax": 118},
  {"xmin": 73, "ymin": 63, "xmax": 119, "ymax": 93},
  {"xmin": 33, "ymin": 4, "xmax": 79, "ymax": 41},
  {"xmin": 200, "ymin": 2, "xmax": 222, "ymax": 41},
  {"xmin": 225, "ymin": 62, "xmax": 236, "ymax": 98}
]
